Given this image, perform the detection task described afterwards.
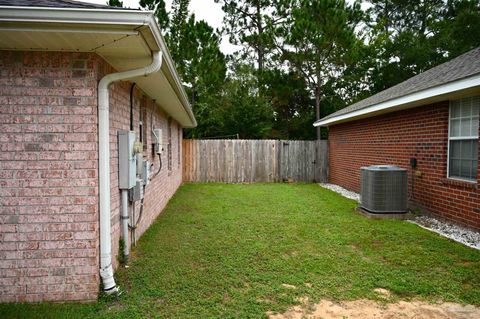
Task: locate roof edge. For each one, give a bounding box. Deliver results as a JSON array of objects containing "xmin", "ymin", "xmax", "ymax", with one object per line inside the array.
[
  {"xmin": 0, "ymin": 5, "xmax": 150, "ymax": 24},
  {"xmin": 314, "ymin": 73, "xmax": 480, "ymax": 127},
  {"xmin": 145, "ymin": 15, "xmax": 197, "ymax": 128},
  {"xmin": 0, "ymin": 5, "xmax": 196, "ymax": 128}
]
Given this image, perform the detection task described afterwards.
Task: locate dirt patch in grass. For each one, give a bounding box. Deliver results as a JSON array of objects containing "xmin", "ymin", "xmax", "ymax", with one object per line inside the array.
[
  {"xmin": 281, "ymin": 284, "xmax": 297, "ymax": 290},
  {"xmin": 268, "ymin": 297, "xmax": 480, "ymax": 319}
]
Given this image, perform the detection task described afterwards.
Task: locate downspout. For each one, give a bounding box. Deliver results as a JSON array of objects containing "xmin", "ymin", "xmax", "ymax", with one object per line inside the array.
[{"xmin": 98, "ymin": 51, "xmax": 163, "ymax": 294}]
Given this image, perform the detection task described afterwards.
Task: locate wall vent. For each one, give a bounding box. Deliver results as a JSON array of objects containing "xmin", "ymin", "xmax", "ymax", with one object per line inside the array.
[{"xmin": 360, "ymin": 165, "xmax": 408, "ymax": 213}]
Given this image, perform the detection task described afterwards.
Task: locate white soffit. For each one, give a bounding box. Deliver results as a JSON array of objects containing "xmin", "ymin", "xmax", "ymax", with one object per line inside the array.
[{"xmin": 0, "ymin": 6, "xmax": 196, "ymax": 128}]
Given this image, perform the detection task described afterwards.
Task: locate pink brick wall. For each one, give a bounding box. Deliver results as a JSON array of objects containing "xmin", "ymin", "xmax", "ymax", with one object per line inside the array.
[
  {"xmin": 100, "ymin": 59, "xmax": 183, "ymax": 269},
  {"xmin": 0, "ymin": 51, "xmax": 99, "ymax": 302},
  {"xmin": 0, "ymin": 51, "xmax": 183, "ymax": 303},
  {"xmin": 328, "ymin": 101, "xmax": 480, "ymax": 230}
]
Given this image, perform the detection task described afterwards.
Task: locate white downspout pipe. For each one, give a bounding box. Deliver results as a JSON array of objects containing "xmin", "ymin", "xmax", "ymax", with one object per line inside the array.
[{"xmin": 98, "ymin": 51, "xmax": 163, "ymax": 294}]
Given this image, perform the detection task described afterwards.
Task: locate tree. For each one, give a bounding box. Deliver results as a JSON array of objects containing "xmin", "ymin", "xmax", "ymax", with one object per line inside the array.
[
  {"xmin": 178, "ymin": 17, "xmax": 227, "ymax": 109},
  {"xmin": 218, "ymin": 64, "xmax": 273, "ymax": 138},
  {"xmin": 139, "ymin": 0, "xmax": 170, "ymax": 28},
  {"xmin": 263, "ymin": 70, "xmax": 315, "ymax": 139},
  {"xmin": 107, "ymin": 0, "xmax": 123, "ymax": 7},
  {"xmin": 280, "ymin": 0, "xmax": 362, "ymax": 139},
  {"xmin": 366, "ymin": 0, "xmax": 447, "ymax": 93},
  {"xmin": 168, "ymin": 0, "xmax": 191, "ymax": 62},
  {"xmin": 215, "ymin": 0, "xmax": 284, "ymax": 77},
  {"xmin": 185, "ymin": 63, "xmax": 273, "ymax": 139},
  {"xmin": 140, "ymin": 0, "xmax": 228, "ymax": 138},
  {"xmin": 436, "ymin": 0, "xmax": 480, "ymax": 57}
]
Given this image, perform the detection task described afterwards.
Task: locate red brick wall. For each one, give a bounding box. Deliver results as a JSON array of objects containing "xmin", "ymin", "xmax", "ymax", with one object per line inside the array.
[
  {"xmin": 0, "ymin": 51, "xmax": 183, "ymax": 303},
  {"xmin": 328, "ymin": 101, "xmax": 480, "ymax": 230}
]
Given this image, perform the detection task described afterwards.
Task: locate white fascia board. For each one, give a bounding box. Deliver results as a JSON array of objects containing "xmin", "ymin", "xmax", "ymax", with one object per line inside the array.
[
  {"xmin": 314, "ymin": 73, "xmax": 480, "ymax": 127},
  {"xmin": 0, "ymin": 5, "xmax": 197, "ymax": 128}
]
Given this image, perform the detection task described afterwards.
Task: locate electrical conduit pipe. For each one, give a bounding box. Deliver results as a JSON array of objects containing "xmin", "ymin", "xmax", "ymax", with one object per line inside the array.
[
  {"xmin": 98, "ymin": 51, "xmax": 163, "ymax": 294},
  {"xmin": 121, "ymin": 189, "xmax": 129, "ymax": 262}
]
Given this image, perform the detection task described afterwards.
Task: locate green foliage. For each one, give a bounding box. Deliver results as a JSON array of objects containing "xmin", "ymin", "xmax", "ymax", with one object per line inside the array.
[
  {"xmin": 215, "ymin": 0, "xmax": 281, "ymax": 75},
  {"xmin": 279, "ymin": 0, "xmax": 363, "ymax": 138},
  {"xmin": 107, "ymin": 0, "xmax": 123, "ymax": 7},
  {"xmin": 263, "ymin": 70, "xmax": 315, "ymax": 139},
  {"xmin": 3, "ymin": 184, "xmax": 480, "ymax": 318},
  {"xmin": 140, "ymin": 0, "xmax": 228, "ymax": 139},
  {"xmin": 217, "ymin": 64, "xmax": 273, "ymax": 138},
  {"xmin": 144, "ymin": 0, "xmax": 480, "ymax": 140},
  {"xmin": 179, "ymin": 17, "xmax": 227, "ymax": 108},
  {"xmin": 365, "ymin": 0, "xmax": 480, "ymax": 94},
  {"xmin": 436, "ymin": 0, "xmax": 480, "ymax": 57},
  {"xmin": 188, "ymin": 64, "xmax": 273, "ymax": 139},
  {"xmin": 139, "ymin": 0, "xmax": 170, "ymax": 29}
]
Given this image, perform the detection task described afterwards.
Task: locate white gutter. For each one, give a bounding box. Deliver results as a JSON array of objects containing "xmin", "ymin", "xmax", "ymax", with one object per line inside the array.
[
  {"xmin": 314, "ymin": 73, "xmax": 480, "ymax": 127},
  {"xmin": 98, "ymin": 51, "xmax": 162, "ymax": 294}
]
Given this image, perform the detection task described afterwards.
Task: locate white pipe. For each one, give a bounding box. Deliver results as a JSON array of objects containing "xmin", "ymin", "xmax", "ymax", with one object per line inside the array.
[
  {"xmin": 98, "ymin": 51, "xmax": 162, "ymax": 294},
  {"xmin": 120, "ymin": 189, "xmax": 129, "ymax": 261}
]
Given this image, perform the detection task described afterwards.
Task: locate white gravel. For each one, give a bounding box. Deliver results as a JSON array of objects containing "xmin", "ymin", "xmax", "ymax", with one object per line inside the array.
[
  {"xmin": 319, "ymin": 183, "xmax": 480, "ymax": 250},
  {"xmin": 319, "ymin": 183, "xmax": 360, "ymax": 202},
  {"xmin": 409, "ymin": 216, "xmax": 480, "ymax": 250}
]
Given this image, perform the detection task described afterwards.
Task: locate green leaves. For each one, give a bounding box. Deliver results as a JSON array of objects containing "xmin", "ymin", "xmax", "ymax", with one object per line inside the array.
[
  {"xmin": 141, "ymin": 0, "xmax": 229, "ymax": 138},
  {"xmin": 145, "ymin": 0, "xmax": 479, "ymax": 140},
  {"xmin": 107, "ymin": 0, "xmax": 123, "ymax": 7},
  {"xmin": 366, "ymin": 0, "xmax": 480, "ymax": 95},
  {"xmin": 139, "ymin": 0, "xmax": 169, "ymax": 28}
]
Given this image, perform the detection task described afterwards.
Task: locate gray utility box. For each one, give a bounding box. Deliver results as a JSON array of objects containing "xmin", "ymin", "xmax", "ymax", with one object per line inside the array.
[
  {"xmin": 141, "ymin": 160, "xmax": 150, "ymax": 186},
  {"xmin": 360, "ymin": 165, "xmax": 408, "ymax": 214},
  {"xmin": 118, "ymin": 131, "xmax": 136, "ymax": 190},
  {"xmin": 129, "ymin": 179, "xmax": 143, "ymax": 202}
]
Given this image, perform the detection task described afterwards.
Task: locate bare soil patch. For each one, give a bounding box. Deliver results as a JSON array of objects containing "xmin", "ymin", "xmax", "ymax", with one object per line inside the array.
[{"xmin": 267, "ymin": 297, "xmax": 480, "ymax": 319}]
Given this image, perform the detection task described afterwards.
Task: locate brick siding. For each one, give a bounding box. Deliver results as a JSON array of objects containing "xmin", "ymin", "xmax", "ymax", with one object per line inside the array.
[
  {"xmin": 328, "ymin": 101, "xmax": 480, "ymax": 230},
  {"xmin": 0, "ymin": 51, "xmax": 183, "ymax": 303},
  {"xmin": 102, "ymin": 59, "xmax": 183, "ymax": 268}
]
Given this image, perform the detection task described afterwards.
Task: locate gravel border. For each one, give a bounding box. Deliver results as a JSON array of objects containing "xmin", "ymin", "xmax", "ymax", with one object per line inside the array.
[
  {"xmin": 319, "ymin": 183, "xmax": 480, "ymax": 250},
  {"xmin": 408, "ymin": 216, "xmax": 480, "ymax": 250},
  {"xmin": 319, "ymin": 183, "xmax": 360, "ymax": 202}
]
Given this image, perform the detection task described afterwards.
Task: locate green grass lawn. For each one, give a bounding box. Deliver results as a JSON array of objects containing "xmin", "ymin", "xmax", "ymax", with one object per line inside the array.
[{"xmin": 2, "ymin": 183, "xmax": 480, "ymax": 318}]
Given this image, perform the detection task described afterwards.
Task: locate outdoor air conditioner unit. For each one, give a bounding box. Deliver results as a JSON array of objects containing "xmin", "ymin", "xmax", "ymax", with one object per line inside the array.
[{"xmin": 360, "ymin": 165, "xmax": 408, "ymax": 214}]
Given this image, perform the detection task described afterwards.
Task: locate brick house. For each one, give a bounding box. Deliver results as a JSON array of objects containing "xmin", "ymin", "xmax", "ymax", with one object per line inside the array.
[
  {"xmin": 0, "ymin": 0, "xmax": 196, "ymax": 302},
  {"xmin": 315, "ymin": 47, "xmax": 480, "ymax": 230}
]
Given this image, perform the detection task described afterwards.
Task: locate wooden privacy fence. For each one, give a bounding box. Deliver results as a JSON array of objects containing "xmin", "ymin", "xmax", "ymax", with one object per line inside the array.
[{"xmin": 182, "ymin": 139, "xmax": 328, "ymax": 183}]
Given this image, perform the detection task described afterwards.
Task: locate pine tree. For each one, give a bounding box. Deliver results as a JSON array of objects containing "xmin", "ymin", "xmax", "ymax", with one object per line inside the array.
[{"xmin": 280, "ymin": 0, "xmax": 362, "ymax": 139}]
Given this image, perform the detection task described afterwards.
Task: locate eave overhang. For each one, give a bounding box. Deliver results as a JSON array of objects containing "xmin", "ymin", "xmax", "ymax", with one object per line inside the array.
[{"xmin": 0, "ymin": 5, "xmax": 197, "ymax": 128}]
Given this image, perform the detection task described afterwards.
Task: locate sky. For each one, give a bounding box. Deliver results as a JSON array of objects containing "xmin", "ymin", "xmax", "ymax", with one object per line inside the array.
[
  {"xmin": 79, "ymin": 0, "xmax": 368, "ymax": 55},
  {"xmin": 78, "ymin": 0, "xmax": 241, "ymax": 54}
]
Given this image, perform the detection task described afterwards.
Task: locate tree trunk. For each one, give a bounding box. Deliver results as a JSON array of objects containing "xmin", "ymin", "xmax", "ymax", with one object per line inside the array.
[
  {"xmin": 256, "ymin": 1, "xmax": 264, "ymax": 75},
  {"xmin": 191, "ymin": 83, "xmax": 195, "ymax": 110},
  {"xmin": 384, "ymin": 0, "xmax": 390, "ymax": 34},
  {"xmin": 315, "ymin": 85, "xmax": 321, "ymax": 140}
]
